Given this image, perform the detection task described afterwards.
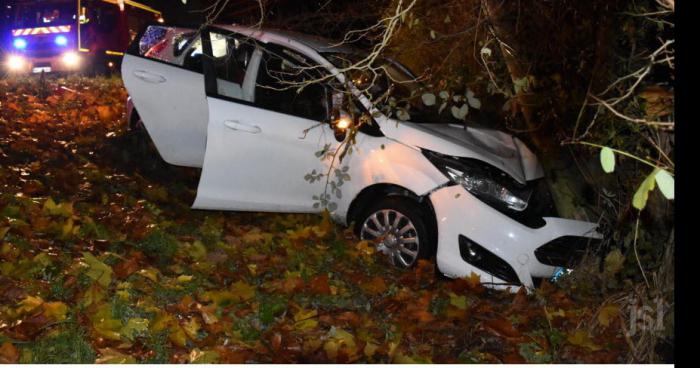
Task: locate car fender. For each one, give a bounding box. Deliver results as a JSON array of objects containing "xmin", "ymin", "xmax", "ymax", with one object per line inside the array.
[{"xmin": 332, "ymin": 134, "xmax": 449, "ymax": 225}]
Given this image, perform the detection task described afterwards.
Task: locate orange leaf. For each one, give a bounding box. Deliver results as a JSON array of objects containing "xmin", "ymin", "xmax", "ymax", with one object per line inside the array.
[
  {"xmin": 0, "ymin": 342, "xmax": 19, "ymax": 364},
  {"xmin": 309, "ymin": 274, "xmax": 331, "ymax": 295}
]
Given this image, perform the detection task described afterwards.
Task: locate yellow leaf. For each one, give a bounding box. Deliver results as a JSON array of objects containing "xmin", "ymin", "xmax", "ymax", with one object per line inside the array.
[
  {"xmin": 61, "ymin": 218, "xmax": 76, "ymax": 238},
  {"xmin": 16, "ymin": 296, "xmax": 43, "ymax": 314},
  {"xmin": 189, "ymin": 348, "xmax": 219, "ymax": 363},
  {"xmin": 567, "ymin": 330, "xmax": 601, "ymax": 351},
  {"xmin": 323, "ymin": 340, "xmax": 339, "ymax": 361},
  {"xmin": 121, "ymin": 318, "xmax": 149, "ymax": 340},
  {"xmin": 137, "ymin": 267, "xmax": 159, "ymax": 282},
  {"xmin": 169, "ymin": 325, "xmax": 188, "ymax": 347},
  {"xmin": 96, "ymin": 348, "xmax": 136, "ymax": 364},
  {"xmin": 188, "ymin": 240, "xmax": 207, "ymax": 261},
  {"xmin": 247, "ymin": 264, "xmax": 258, "ymax": 276},
  {"xmin": 92, "ymin": 304, "xmax": 123, "ymax": 341},
  {"xmin": 83, "ymin": 252, "xmax": 113, "ymax": 288},
  {"xmin": 201, "ymin": 290, "xmax": 237, "ymax": 308},
  {"xmin": 326, "ymin": 326, "xmax": 356, "ymax": 356},
  {"xmin": 0, "ymin": 227, "xmax": 9, "ymax": 240},
  {"xmin": 293, "ymin": 308, "xmax": 318, "ymax": 331},
  {"xmin": 42, "ymin": 198, "xmax": 73, "ymax": 217},
  {"xmin": 355, "ymin": 240, "xmax": 376, "ymax": 256},
  {"xmin": 230, "ymin": 280, "xmax": 255, "ymax": 301},
  {"xmin": 545, "ymin": 307, "xmax": 566, "ymax": 322},
  {"xmin": 364, "ymin": 342, "xmax": 379, "ymax": 358},
  {"xmin": 393, "ymin": 353, "xmax": 417, "ymax": 364},
  {"xmin": 598, "ymin": 305, "xmax": 620, "ymax": 327},
  {"xmin": 183, "ymin": 317, "xmax": 201, "ymax": 340},
  {"xmin": 449, "ymin": 292, "xmax": 468, "ymax": 310},
  {"xmin": 151, "ymin": 312, "xmax": 174, "ymax": 332},
  {"xmin": 177, "ymin": 275, "xmax": 194, "ymax": 283},
  {"xmin": 81, "ymin": 283, "xmax": 106, "ymax": 308},
  {"xmin": 42, "ymin": 302, "xmax": 68, "ymax": 321},
  {"xmin": 241, "ymin": 228, "xmax": 266, "ymax": 244}
]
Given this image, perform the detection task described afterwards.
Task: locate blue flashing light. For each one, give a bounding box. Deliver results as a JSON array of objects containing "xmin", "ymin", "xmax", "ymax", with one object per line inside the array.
[
  {"xmin": 13, "ymin": 38, "xmax": 27, "ymax": 49},
  {"xmin": 55, "ymin": 35, "xmax": 68, "ymax": 46}
]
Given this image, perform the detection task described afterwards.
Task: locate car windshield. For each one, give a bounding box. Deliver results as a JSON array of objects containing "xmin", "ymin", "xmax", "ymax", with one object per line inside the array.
[
  {"xmin": 324, "ymin": 52, "xmax": 460, "ymax": 124},
  {"xmin": 14, "ymin": 1, "xmax": 76, "ymax": 28}
]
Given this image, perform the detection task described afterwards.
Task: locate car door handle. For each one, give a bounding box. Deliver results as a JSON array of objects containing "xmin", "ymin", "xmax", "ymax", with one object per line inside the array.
[
  {"xmin": 223, "ymin": 120, "xmax": 261, "ymax": 134},
  {"xmin": 133, "ymin": 70, "xmax": 166, "ymax": 84}
]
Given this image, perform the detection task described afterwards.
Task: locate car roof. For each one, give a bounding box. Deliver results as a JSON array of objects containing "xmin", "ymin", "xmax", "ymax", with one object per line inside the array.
[{"xmin": 213, "ymin": 24, "xmax": 361, "ymax": 55}]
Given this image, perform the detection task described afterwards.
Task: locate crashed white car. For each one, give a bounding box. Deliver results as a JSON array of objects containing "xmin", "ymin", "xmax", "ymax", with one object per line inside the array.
[{"xmin": 122, "ymin": 24, "xmax": 601, "ymax": 289}]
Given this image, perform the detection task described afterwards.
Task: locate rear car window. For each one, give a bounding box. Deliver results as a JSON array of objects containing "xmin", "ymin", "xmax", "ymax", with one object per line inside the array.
[{"xmin": 133, "ymin": 25, "xmax": 202, "ymax": 73}]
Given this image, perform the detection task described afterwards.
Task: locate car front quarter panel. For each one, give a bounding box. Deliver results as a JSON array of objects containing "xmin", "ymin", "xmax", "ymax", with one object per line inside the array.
[
  {"xmin": 332, "ymin": 135, "xmax": 449, "ymax": 225},
  {"xmin": 430, "ymin": 184, "xmax": 601, "ymax": 289}
]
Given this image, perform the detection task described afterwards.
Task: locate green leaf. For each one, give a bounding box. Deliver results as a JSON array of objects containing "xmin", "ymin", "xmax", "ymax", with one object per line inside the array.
[
  {"xmin": 654, "ymin": 169, "xmax": 674, "ymax": 200},
  {"xmin": 451, "ymin": 104, "xmax": 469, "ymax": 120},
  {"xmin": 449, "ymin": 292, "xmax": 468, "ymax": 310},
  {"xmin": 121, "ymin": 318, "xmax": 149, "ymax": 340},
  {"xmin": 421, "ymin": 93, "xmax": 436, "ymax": 106},
  {"xmin": 82, "ymin": 252, "xmax": 113, "ymax": 288},
  {"xmin": 466, "ymin": 89, "xmax": 481, "ymax": 109},
  {"xmin": 599, "ymin": 147, "xmax": 615, "ymax": 173},
  {"xmin": 632, "ymin": 170, "xmax": 658, "ymax": 210},
  {"xmin": 396, "ymin": 109, "xmax": 411, "ymax": 121}
]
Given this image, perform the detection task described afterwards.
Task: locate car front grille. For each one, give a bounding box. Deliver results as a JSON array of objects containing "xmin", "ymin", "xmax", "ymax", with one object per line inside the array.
[{"xmin": 534, "ymin": 236, "xmax": 602, "ymax": 268}]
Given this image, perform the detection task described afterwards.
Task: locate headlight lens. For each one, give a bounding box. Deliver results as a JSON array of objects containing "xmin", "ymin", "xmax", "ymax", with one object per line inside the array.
[
  {"xmin": 13, "ymin": 38, "xmax": 27, "ymax": 50},
  {"xmin": 62, "ymin": 52, "xmax": 80, "ymax": 67},
  {"xmin": 55, "ymin": 35, "xmax": 68, "ymax": 46},
  {"xmin": 423, "ymin": 149, "xmax": 530, "ymax": 211},
  {"xmin": 6, "ymin": 55, "xmax": 26, "ymax": 71}
]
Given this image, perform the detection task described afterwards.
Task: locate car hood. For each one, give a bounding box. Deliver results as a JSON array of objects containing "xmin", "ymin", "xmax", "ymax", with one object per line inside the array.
[{"xmin": 379, "ymin": 121, "xmax": 544, "ymax": 183}]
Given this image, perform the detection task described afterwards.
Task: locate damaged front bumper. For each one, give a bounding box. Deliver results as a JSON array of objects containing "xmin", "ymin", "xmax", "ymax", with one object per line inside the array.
[{"xmin": 430, "ymin": 184, "xmax": 601, "ymax": 290}]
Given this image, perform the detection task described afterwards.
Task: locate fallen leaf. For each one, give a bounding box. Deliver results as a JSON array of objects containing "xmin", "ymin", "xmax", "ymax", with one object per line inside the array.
[
  {"xmin": 82, "ymin": 252, "xmax": 113, "ymax": 288},
  {"xmin": 567, "ymin": 330, "xmax": 601, "ymax": 351},
  {"xmin": 96, "ymin": 348, "xmax": 136, "ymax": 363}
]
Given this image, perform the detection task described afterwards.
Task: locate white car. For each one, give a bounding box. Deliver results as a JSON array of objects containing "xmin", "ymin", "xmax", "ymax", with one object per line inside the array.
[{"xmin": 122, "ymin": 23, "xmax": 601, "ymax": 289}]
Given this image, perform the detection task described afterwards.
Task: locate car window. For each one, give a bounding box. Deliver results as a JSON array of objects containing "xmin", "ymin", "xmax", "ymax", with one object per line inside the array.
[
  {"xmin": 208, "ymin": 32, "xmax": 254, "ymax": 89},
  {"xmin": 134, "ymin": 25, "xmax": 203, "ymax": 73},
  {"xmin": 255, "ymin": 48, "xmax": 328, "ymax": 121}
]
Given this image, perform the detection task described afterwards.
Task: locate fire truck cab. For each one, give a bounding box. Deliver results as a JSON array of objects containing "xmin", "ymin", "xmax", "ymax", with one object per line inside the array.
[{"xmin": 4, "ymin": 0, "xmax": 163, "ymax": 74}]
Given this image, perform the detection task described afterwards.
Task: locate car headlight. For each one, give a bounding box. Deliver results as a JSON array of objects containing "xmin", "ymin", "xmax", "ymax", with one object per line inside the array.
[
  {"xmin": 62, "ymin": 52, "xmax": 80, "ymax": 67},
  {"xmin": 422, "ymin": 149, "xmax": 531, "ymax": 211},
  {"xmin": 55, "ymin": 35, "xmax": 68, "ymax": 46},
  {"xmin": 6, "ymin": 55, "xmax": 26, "ymax": 71}
]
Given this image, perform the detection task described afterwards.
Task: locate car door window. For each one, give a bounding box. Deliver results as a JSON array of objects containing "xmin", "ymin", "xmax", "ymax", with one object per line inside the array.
[
  {"xmin": 204, "ymin": 32, "xmax": 256, "ymax": 100},
  {"xmin": 133, "ymin": 25, "xmax": 204, "ymax": 73},
  {"xmin": 255, "ymin": 48, "xmax": 328, "ymax": 121}
]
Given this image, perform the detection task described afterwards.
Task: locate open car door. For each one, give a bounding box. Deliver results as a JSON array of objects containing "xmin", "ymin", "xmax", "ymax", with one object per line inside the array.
[
  {"xmin": 122, "ymin": 25, "xmax": 208, "ymax": 167},
  {"xmin": 192, "ymin": 28, "xmax": 333, "ymax": 212}
]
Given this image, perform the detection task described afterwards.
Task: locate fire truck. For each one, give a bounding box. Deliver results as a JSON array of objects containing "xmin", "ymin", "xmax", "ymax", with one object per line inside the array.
[{"xmin": 4, "ymin": 0, "xmax": 163, "ymax": 74}]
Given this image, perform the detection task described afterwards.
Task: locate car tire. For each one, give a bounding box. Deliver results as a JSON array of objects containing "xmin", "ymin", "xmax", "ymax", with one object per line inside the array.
[{"xmin": 354, "ymin": 197, "xmax": 434, "ymax": 268}]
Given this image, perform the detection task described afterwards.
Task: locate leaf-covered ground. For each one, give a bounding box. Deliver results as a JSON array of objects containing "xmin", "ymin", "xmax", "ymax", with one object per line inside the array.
[{"xmin": 0, "ymin": 76, "xmax": 628, "ymax": 363}]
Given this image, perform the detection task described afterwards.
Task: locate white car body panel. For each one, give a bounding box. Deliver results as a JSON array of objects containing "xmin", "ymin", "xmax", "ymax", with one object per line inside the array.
[
  {"xmin": 122, "ymin": 54, "xmax": 208, "ymax": 167},
  {"xmin": 375, "ymin": 119, "xmax": 543, "ymax": 183},
  {"xmin": 122, "ymin": 23, "xmax": 602, "ymax": 289},
  {"xmin": 193, "ymin": 97, "xmax": 330, "ymax": 212},
  {"xmin": 430, "ymin": 185, "xmax": 600, "ymax": 288}
]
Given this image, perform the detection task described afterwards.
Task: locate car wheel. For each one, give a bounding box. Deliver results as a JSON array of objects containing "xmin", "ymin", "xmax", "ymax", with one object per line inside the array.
[{"xmin": 356, "ymin": 197, "xmax": 433, "ymax": 268}]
